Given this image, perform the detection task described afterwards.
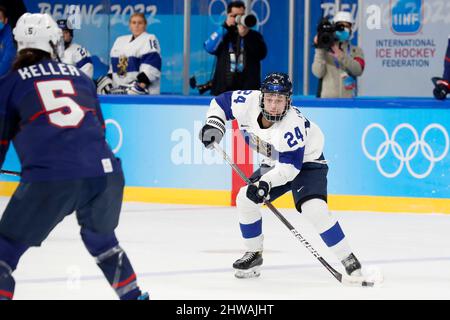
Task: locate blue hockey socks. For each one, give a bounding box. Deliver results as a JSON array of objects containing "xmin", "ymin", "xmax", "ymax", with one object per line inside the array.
[
  {"xmin": 0, "ymin": 262, "xmax": 14, "ymax": 300},
  {"xmin": 0, "ymin": 236, "xmax": 28, "ymax": 300},
  {"xmin": 80, "ymin": 228, "xmax": 143, "ymax": 300}
]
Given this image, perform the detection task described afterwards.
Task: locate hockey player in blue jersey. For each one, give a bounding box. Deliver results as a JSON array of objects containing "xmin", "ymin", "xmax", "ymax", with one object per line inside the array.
[
  {"xmin": 199, "ymin": 72, "xmax": 364, "ymax": 279},
  {"xmin": 0, "ymin": 13, "xmax": 147, "ymax": 300}
]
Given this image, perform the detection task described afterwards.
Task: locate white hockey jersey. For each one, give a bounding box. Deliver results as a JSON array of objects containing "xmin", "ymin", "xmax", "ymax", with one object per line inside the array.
[
  {"xmin": 61, "ymin": 42, "xmax": 94, "ymax": 78},
  {"xmin": 109, "ymin": 32, "xmax": 162, "ymax": 94},
  {"xmin": 206, "ymin": 90, "xmax": 325, "ymax": 188}
]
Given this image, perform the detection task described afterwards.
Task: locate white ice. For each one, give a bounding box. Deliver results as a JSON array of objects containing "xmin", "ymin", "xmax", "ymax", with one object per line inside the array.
[{"xmin": 1, "ymin": 197, "xmax": 449, "ymax": 300}]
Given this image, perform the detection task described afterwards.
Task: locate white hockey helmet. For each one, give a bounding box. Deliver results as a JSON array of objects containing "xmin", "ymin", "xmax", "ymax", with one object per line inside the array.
[
  {"xmin": 13, "ymin": 13, "xmax": 63, "ymax": 58},
  {"xmin": 333, "ymin": 11, "xmax": 354, "ymax": 25}
]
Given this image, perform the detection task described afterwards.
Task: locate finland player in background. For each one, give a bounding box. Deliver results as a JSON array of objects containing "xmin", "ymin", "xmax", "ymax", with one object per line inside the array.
[
  {"xmin": 199, "ymin": 73, "xmax": 364, "ymax": 279},
  {"xmin": 57, "ymin": 18, "xmax": 94, "ymax": 78},
  {"xmin": 96, "ymin": 13, "xmax": 162, "ymax": 95},
  {"xmin": 0, "ymin": 13, "xmax": 148, "ymax": 300}
]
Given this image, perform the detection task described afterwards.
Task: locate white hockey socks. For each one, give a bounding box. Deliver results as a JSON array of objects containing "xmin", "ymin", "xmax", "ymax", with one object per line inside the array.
[
  {"xmin": 300, "ymin": 198, "xmax": 353, "ymax": 261},
  {"xmin": 236, "ymin": 186, "xmax": 264, "ymax": 252}
]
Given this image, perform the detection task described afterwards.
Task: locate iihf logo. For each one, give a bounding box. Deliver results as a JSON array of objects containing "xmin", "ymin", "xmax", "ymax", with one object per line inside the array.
[{"xmin": 390, "ymin": 0, "xmax": 423, "ymax": 35}]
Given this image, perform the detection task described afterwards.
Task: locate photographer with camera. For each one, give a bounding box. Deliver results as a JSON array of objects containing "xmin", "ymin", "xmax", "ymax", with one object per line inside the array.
[
  {"xmin": 204, "ymin": 1, "xmax": 267, "ymax": 96},
  {"xmin": 312, "ymin": 11, "xmax": 365, "ymax": 98}
]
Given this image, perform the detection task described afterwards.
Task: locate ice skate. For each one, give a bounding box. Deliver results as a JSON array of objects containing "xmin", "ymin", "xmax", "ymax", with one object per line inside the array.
[{"xmin": 233, "ymin": 251, "xmax": 263, "ymax": 279}]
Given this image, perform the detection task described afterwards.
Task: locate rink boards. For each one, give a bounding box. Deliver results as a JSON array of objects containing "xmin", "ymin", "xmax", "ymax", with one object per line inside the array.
[{"xmin": 0, "ymin": 95, "xmax": 449, "ymax": 213}]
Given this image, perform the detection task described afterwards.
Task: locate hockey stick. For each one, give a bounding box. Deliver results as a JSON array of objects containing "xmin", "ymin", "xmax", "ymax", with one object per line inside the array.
[
  {"xmin": 0, "ymin": 170, "xmax": 20, "ymax": 177},
  {"xmin": 212, "ymin": 142, "xmax": 376, "ymax": 287}
]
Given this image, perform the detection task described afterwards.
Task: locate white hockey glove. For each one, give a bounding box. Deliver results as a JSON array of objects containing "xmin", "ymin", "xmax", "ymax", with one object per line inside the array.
[
  {"xmin": 126, "ymin": 82, "xmax": 149, "ymax": 95},
  {"xmin": 96, "ymin": 75, "xmax": 113, "ymax": 94},
  {"xmin": 109, "ymin": 82, "xmax": 149, "ymax": 95},
  {"xmin": 109, "ymin": 86, "xmax": 128, "ymax": 95}
]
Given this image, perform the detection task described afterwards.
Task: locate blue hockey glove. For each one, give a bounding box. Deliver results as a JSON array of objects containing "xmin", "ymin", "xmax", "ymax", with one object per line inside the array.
[{"xmin": 246, "ymin": 181, "xmax": 270, "ymax": 204}]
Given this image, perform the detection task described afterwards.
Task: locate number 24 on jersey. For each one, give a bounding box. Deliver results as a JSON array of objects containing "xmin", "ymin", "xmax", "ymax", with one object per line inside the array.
[{"xmin": 284, "ymin": 127, "xmax": 303, "ymax": 148}]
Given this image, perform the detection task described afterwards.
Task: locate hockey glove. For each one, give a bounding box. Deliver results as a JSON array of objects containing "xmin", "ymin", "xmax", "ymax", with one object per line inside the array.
[
  {"xmin": 127, "ymin": 82, "xmax": 149, "ymax": 95},
  {"xmin": 199, "ymin": 117, "xmax": 226, "ymax": 149},
  {"xmin": 109, "ymin": 86, "xmax": 128, "ymax": 95},
  {"xmin": 246, "ymin": 181, "xmax": 270, "ymax": 204},
  {"xmin": 96, "ymin": 75, "xmax": 113, "ymax": 94}
]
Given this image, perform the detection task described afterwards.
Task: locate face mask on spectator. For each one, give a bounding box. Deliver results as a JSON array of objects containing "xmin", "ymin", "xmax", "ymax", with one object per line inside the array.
[
  {"xmin": 335, "ymin": 28, "xmax": 351, "ymax": 41},
  {"xmin": 0, "ymin": 21, "xmax": 4, "ymax": 31}
]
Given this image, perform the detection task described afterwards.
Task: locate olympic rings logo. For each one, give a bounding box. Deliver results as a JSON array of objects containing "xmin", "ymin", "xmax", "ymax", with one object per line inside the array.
[
  {"xmin": 361, "ymin": 123, "xmax": 449, "ymax": 179},
  {"xmin": 208, "ymin": 0, "xmax": 271, "ymax": 27},
  {"xmin": 105, "ymin": 119, "xmax": 123, "ymax": 154}
]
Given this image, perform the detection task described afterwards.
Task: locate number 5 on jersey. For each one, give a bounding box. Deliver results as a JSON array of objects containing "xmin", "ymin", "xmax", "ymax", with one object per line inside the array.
[{"xmin": 35, "ymin": 80, "xmax": 86, "ymax": 128}]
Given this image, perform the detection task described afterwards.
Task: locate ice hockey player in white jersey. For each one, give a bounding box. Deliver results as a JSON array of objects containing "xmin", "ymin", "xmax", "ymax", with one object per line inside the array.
[
  {"xmin": 57, "ymin": 19, "xmax": 93, "ymax": 78},
  {"xmin": 96, "ymin": 13, "xmax": 162, "ymax": 95},
  {"xmin": 199, "ymin": 72, "xmax": 364, "ymax": 279}
]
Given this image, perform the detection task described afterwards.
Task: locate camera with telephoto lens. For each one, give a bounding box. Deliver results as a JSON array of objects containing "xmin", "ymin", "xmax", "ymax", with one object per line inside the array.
[
  {"xmin": 235, "ymin": 14, "xmax": 257, "ymax": 28},
  {"xmin": 316, "ymin": 18, "xmax": 345, "ymax": 50},
  {"xmin": 190, "ymin": 76, "xmax": 213, "ymax": 95}
]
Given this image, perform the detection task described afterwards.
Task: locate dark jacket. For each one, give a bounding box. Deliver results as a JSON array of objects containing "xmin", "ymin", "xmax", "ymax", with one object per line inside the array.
[
  {"xmin": 204, "ymin": 24, "xmax": 267, "ymax": 96},
  {"xmin": 0, "ymin": 24, "xmax": 16, "ymax": 77},
  {"xmin": 0, "ymin": 0, "xmax": 27, "ymax": 28}
]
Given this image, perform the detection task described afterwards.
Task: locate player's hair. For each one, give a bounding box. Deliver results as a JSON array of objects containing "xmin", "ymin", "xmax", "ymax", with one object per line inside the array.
[
  {"xmin": 227, "ymin": 1, "xmax": 246, "ymax": 13},
  {"xmin": 12, "ymin": 49, "xmax": 51, "ymax": 70},
  {"xmin": 129, "ymin": 12, "xmax": 147, "ymax": 25},
  {"xmin": 0, "ymin": 5, "xmax": 8, "ymax": 18}
]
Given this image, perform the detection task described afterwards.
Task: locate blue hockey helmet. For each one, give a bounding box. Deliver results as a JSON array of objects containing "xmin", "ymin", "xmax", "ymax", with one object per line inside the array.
[
  {"xmin": 57, "ymin": 19, "xmax": 74, "ymax": 38},
  {"xmin": 260, "ymin": 72, "xmax": 293, "ymax": 122}
]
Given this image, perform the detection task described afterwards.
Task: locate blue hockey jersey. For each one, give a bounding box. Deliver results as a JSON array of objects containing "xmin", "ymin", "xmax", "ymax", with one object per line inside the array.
[{"xmin": 0, "ymin": 59, "xmax": 121, "ymax": 182}]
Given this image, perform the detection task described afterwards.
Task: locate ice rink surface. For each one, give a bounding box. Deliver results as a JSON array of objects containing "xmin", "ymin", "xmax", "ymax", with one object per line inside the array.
[{"xmin": 1, "ymin": 197, "xmax": 449, "ymax": 300}]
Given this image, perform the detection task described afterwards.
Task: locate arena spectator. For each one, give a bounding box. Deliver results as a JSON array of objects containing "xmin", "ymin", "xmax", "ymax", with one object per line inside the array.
[
  {"xmin": 204, "ymin": 1, "xmax": 267, "ymax": 96},
  {"xmin": 0, "ymin": 0, "xmax": 26, "ymax": 28},
  {"xmin": 312, "ymin": 11, "xmax": 365, "ymax": 98},
  {"xmin": 0, "ymin": 6, "xmax": 16, "ymax": 77}
]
